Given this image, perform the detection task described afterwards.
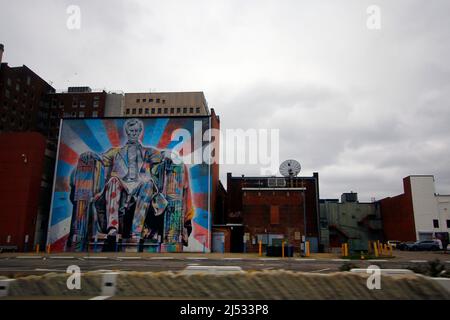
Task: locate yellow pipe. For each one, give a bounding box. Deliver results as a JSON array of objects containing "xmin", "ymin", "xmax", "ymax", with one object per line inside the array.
[
  {"xmin": 35, "ymin": 244, "xmax": 39, "ymax": 253},
  {"xmin": 259, "ymin": 240, "xmax": 262, "ymax": 257},
  {"xmin": 374, "ymin": 242, "xmax": 379, "ymax": 257},
  {"xmin": 306, "ymin": 241, "xmax": 310, "ymax": 257},
  {"xmin": 282, "ymin": 240, "xmax": 285, "ymax": 258}
]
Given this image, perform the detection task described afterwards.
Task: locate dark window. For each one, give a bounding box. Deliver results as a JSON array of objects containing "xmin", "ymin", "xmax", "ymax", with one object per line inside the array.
[
  {"xmin": 138, "ymin": 108, "xmax": 143, "ymax": 114},
  {"xmin": 164, "ymin": 108, "xmax": 168, "ymax": 113},
  {"xmin": 136, "ymin": 99, "xmax": 140, "ymax": 103},
  {"xmin": 433, "ymin": 219, "xmax": 439, "ymax": 228},
  {"xmin": 145, "ymin": 108, "xmax": 149, "ymax": 114},
  {"xmin": 157, "ymin": 108, "xmax": 161, "ymax": 114},
  {"xmin": 183, "ymin": 107, "xmax": 187, "ymax": 113},
  {"xmin": 126, "ymin": 108, "xmax": 130, "ymax": 115},
  {"xmin": 196, "ymin": 107, "xmax": 200, "ymax": 113},
  {"xmin": 189, "ymin": 107, "xmax": 194, "ymax": 113},
  {"xmin": 142, "ymin": 99, "xmax": 146, "ymax": 102},
  {"xmin": 177, "ymin": 107, "xmax": 181, "ymax": 113},
  {"xmin": 132, "ymin": 109, "xmax": 136, "ymax": 115},
  {"xmin": 149, "ymin": 99, "xmax": 153, "ymax": 102},
  {"xmin": 151, "ymin": 108, "xmax": 155, "ymax": 114},
  {"xmin": 170, "ymin": 108, "xmax": 174, "ymax": 114},
  {"xmin": 162, "ymin": 99, "xmax": 166, "ymax": 104},
  {"xmin": 156, "ymin": 99, "xmax": 160, "ymax": 103},
  {"xmin": 447, "ymin": 220, "xmax": 450, "ymax": 228}
]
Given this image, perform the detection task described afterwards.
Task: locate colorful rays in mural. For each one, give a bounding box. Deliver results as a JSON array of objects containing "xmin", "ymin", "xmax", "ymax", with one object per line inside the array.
[{"xmin": 48, "ymin": 117, "xmax": 211, "ymax": 252}]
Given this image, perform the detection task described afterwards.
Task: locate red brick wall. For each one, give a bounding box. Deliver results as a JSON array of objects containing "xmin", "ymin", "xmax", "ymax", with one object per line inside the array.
[
  {"xmin": 0, "ymin": 132, "xmax": 47, "ymax": 250},
  {"xmin": 380, "ymin": 177, "xmax": 417, "ymax": 242}
]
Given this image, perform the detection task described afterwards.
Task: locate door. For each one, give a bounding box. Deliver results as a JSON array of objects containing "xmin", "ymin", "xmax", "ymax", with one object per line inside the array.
[{"xmin": 212, "ymin": 232, "xmax": 225, "ymax": 253}]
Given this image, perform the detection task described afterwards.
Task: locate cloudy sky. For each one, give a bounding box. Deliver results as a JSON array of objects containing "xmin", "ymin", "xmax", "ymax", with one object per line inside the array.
[{"xmin": 1, "ymin": 0, "xmax": 449, "ymax": 201}]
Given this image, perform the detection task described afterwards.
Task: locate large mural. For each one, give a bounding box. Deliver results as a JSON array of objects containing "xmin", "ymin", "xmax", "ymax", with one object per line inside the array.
[{"xmin": 48, "ymin": 117, "xmax": 211, "ymax": 253}]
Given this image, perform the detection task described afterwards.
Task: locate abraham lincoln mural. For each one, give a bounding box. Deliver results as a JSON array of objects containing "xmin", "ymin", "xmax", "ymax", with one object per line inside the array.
[{"xmin": 47, "ymin": 117, "xmax": 210, "ymax": 253}]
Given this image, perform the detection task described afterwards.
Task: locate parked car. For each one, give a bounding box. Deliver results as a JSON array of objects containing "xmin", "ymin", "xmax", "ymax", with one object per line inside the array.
[
  {"xmin": 397, "ymin": 241, "xmax": 415, "ymax": 251},
  {"xmin": 409, "ymin": 240, "xmax": 441, "ymax": 251},
  {"xmin": 387, "ymin": 240, "xmax": 401, "ymax": 248}
]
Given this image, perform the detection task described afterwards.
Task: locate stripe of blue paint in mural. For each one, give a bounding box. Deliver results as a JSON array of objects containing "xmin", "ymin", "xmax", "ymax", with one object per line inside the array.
[
  {"xmin": 143, "ymin": 118, "xmax": 169, "ymax": 147},
  {"xmin": 51, "ymin": 204, "xmax": 71, "ymax": 226},
  {"xmin": 193, "ymin": 208, "xmax": 210, "ymax": 230},
  {"xmin": 56, "ymin": 161, "xmax": 75, "ymax": 179},
  {"xmin": 189, "ymin": 165, "xmax": 209, "ymax": 194},
  {"xmin": 67, "ymin": 120, "xmax": 104, "ymax": 153},
  {"xmin": 84, "ymin": 119, "xmax": 112, "ymax": 152},
  {"xmin": 114, "ymin": 118, "xmax": 127, "ymax": 145}
]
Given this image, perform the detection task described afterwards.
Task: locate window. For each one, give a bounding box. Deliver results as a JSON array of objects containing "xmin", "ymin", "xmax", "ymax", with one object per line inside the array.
[
  {"xmin": 16, "ymin": 83, "xmax": 20, "ymax": 91},
  {"xmin": 92, "ymin": 111, "xmax": 98, "ymax": 117},
  {"xmin": 126, "ymin": 108, "xmax": 130, "ymax": 115},
  {"xmin": 164, "ymin": 108, "xmax": 168, "ymax": 114},
  {"xmin": 72, "ymin": 99, "xmax": 78, "ymax": 107},
  {"xmin": 189, "ymin": 107, "xmax": 194, "ymax": 113},
  {"xmin": 196, "ymin": 107, "xmax": 200, "ymax": 113},
  {"xmin": 433, "ymin": 219, "xmax": 439, "ymax": 228},
  {"xmin": 132, "ymin": 109, "xmax": 136, "ymax": 115},
  {"xmin": 138, "ymin": 108, "xmax": 143, "ymax": 114},
  {"xmin": 93, "ymin": 100, "xmax": 99, "ymax": 108},
  {"xmin": 183, "ymin": 107, "xmax": 187, "ymax": 113},
  {"xmin": 136, "ymin": 99, "xmax": 140, "ymax": 103},
  {"xmin": 162, "ymin": 99, "xmax": 165, "ymax": 104},
  {"xmin": 78, "ymin": 111, "xmax": 85, "ymax": 118},
  {"xmin": 177, "ymin": 107, "xmax": 181, "ymax": 113},
  {"xmin": 156, "ymin": 98, "xmax": 160, "ymax": 103},
  {"xmin": 145, "ymin": 108, "xmax": 149, "ymax": 114},
  {"xmin": 270, "ymin": 205, "xmax": 280, "ymax": 225},
  {"xmin": 59, "ymin": 101, "xmax": 65, "ymax": 108},
  {"xmin": 79, "ymin": 101, "xmax": 86, "ymax": 108},
  {"xmin": 149, "ymin": 99, "xmax": 153, "ymax": 102},
  {"xmin": 447, "ymin": 220, "xmax": 450, "ymax": 228},
  {"xmin": 7, "ymin": 78, "xmax": 11, "ymax": 86},
  {"xmin": 142, "ymin": 99, "xmax": 147, "ymax": 102},
  {"xmin": 157, "ymin": 108, "xmax": 162, "ymax": 114},
  {"xmin": 27, "ymin": 76, "xmax": 31, "ymax": 85},
  {"xmin": 170, "ymin": 108, "xmax": 174, "ymax": 114},
  {"xmin": 151, "ymin": 108, "xmax": 155, "ymax": 114}
]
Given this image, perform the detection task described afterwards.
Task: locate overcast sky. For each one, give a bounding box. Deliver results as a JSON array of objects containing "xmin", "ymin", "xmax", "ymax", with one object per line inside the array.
[{"xmin": 1, "ymin": 0, "xmax": 450, "ymax": 201}]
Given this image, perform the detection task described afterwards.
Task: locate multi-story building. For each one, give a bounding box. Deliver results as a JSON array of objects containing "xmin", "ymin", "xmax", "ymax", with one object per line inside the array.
[
  {"xmin": 105, "ymin": 91, "xmax": 124, "ymax": 117},
  {"xmin": 0, "ymin": 44, "xmax": 55, "ymax": 135},
  {"xmin": 216, "ymin": 172, "xmax": 321, "ymax": 253},
  {"xmin": 0, "ymin": 132, "xmax": 55, "ymax": 252},
  {"xmin": 319, "ymin": 192, "xmax": 383, "ymax": 253},
  {"xmin": 380, "ymin": 175, "xmax": 450, "ymax": 242},
  {"xmin": 123, "ymin": 91, "xmax": 210, "ymax": 117},
  {"xmin": 44, "ymin": 87, "xmax": 107, "ymax": 141}
]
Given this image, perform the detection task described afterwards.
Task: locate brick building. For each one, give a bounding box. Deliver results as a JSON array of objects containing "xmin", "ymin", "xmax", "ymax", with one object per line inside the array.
[
  {"xmin": 218, "ymin": 172, "xmax": 321, "ymax": 253},
  {"xmin": 44, "ymin": 87, "xmax": 107, "ymax": 142},
  {"xmin": 0, "ymin": 44, "xmax": 55, "ymax": 136},
  {"xmin": 380, "ymin": 175, "xmax": 450, "ymax": 242},
  {"xmin": 0, "ymin": 132, "xmax": 55, "ymax": 252}
]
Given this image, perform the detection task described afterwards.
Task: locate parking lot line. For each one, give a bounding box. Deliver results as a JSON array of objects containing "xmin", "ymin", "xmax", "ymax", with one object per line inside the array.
[
  {"xmin": 117, "ymin": 256, "xmax": 142, "ymax": 260},
  {"xmin": 16, "ymin": 256, "xmax": 42, "ymax": 259},
  {"xmin": 83, "ymin": 256, "xmax": 108, "ymax": 259},
  {"xmin": 223, "ymin": 258, "xmax": 243, "ymax": 260},
  {"xmin": 186, "ymin": 257, "xmax": 209, "ymax": 260},
  {"xmin": 49, "ymin": 256, "xmax": 75, "ymax": 259},
  {"xmin": 150, "ymin": 257, "xmax": 174, "ymax": 260},
  {"xmin": 331, "ymin": 259, "xmax": 351, "ymax": 262},
  {"xmin": 294, "ymin": 258, "xmax": 317, "ymax": 261},
  {"xmin": 410, "ymin": 260, "xmax": 427, "ymax": 263}
]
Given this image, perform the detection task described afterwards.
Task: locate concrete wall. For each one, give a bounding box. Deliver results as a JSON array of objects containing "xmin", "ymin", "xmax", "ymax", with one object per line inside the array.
[
  {"xmin": 105, "ymin": 93, "xmax": 124, "ymax": 117},
  {"xmin": 410, "ymin": 176, "xmax": 440, "ymax": 239}
]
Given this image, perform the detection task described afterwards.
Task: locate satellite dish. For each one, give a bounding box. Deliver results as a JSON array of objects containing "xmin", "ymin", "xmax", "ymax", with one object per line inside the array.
[{"xmin": 279, "ymin": 159, "xmax": 301, "ymax": 177}]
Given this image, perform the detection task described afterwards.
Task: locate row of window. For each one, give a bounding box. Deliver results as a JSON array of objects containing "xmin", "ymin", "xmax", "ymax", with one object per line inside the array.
[
  {"xmin": 6, "ymin": 76, "xmax": 32, "ymax": 88},
  {"xmin": 433, "ymin": 219, "xmax": 450, "ymax": 228},
  {"xmin": 62, "ymin": 111, "xmax": 99, "ymax": 118},
  {"xmin": 125, "ymin": 106, "xmax": 201, "ymax": 115},
  {"xmin": 135, "ymin": 98, "xmax": 165, "ymax": 104}
]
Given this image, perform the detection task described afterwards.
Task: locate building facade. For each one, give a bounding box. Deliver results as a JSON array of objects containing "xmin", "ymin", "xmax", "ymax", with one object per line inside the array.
[
  {"xmin": 320, "ymin": 192, "xmax": 383, "ymax": 253},
  {"xmin": 380, "ymin": 175, "xmax": 450, "ymax": 242},
  {"xmin": 220, "ymin": 173, "xmax": 321, "ymax": 253},
  {"xmin": 123, "ymin": 92, "xmax": 209, "ymax": 117},
  {"xmin": 0, "ymin": 132, "xmax": 55, "ymax": 251},
  {"xmin": 44, "ymin": 87, "xmax": 107, "ymax": 142},
  {"xmin": 0, "ymin": 44, "xmax": 55, "ymax": 136}
]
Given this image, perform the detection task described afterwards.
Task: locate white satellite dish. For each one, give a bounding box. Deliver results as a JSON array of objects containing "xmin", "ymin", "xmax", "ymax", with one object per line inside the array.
[{"xmin": 279, "ymin": 159, "xmax": 301, "ymax": 177}]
